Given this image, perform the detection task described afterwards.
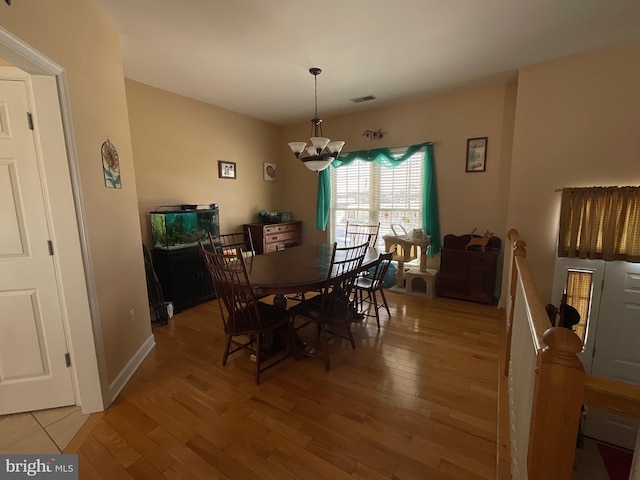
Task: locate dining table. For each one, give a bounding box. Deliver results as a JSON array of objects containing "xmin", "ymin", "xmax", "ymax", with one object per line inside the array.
[
  {"xmin": 243, "ymin": 243, "xmax": 379, "ymax": 299},
  {"xmin": 237, "ymin": 243, "xmax": 379, "ymax": 358}
]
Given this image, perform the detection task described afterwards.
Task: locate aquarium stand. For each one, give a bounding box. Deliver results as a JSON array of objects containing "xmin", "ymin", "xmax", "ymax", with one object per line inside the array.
[{"xmin": 151, "ymin": 246, "xmax": 216, "ymax": 313}]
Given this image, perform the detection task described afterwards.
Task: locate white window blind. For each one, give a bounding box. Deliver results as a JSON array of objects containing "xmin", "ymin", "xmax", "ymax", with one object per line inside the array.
[{"xmin": 330, "ymin": 147, "xmax": 424, "ymax": 248}]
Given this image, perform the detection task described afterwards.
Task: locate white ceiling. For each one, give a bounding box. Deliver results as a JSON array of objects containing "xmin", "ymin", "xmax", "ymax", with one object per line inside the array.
[{"xmin": 92, "ymin": 0, "xmax": 640, "ymax": 126}]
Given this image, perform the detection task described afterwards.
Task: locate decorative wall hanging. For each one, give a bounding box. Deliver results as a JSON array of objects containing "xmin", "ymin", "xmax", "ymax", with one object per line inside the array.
[
  {"xmin": 263, "ymin": 163, "xmax": 277, "ymax": 181},
  {"xmin": 466, "ymin": 137, "xmax": 487, "ymax": 172},
  {"xmin": 218, "ymin": 160, "xmax": 236, "ymax": 179},
  {"xmin": 101, "ymin": 138, "xmax": 121, "ymax": 188},
  {"xmin": 362, "ymin": 128, "xmax": 387, "ymax": 140}
]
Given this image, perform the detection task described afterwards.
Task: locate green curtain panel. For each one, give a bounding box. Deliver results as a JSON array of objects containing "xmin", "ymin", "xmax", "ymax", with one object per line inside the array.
[
  {"xmin": 315, "ymin": 168, "xmax": 331, "ymax": 230},
  {"xmin": 422, "ymin": 144, "xmax": 441, "ymax": 256},
  {"xmin": 315, "ymin": 142, "xmax": 441, "ymax": 257}
]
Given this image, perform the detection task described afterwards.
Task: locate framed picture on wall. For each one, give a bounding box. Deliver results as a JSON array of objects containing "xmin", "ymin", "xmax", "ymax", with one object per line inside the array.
[
  {"xmin": 218, "ymin": 161, "xmax": 236, "ymax": 179},
  {"xmin": 466, "ymin": 137, "xmax": 488, "ymax": 172},
  {"xmin": 263, "ymin": 162, "xmax": 277, "ymax": 181}
]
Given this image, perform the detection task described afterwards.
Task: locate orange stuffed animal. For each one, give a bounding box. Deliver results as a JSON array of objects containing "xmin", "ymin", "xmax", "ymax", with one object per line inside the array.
[{"xmin": 465, "ymin": 228, "xmax": 493, "ymax": 251}]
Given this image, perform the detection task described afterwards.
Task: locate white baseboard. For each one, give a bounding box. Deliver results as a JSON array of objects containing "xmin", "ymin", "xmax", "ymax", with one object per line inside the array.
[{"xmin": 106, "ymin": 333, "xmax": 155, "ymax": 406}]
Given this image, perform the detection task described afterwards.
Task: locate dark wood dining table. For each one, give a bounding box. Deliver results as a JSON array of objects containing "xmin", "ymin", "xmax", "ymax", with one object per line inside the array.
[{"xmin": 243, "ymin": 243, "xmax": 379, "ymax": 297}]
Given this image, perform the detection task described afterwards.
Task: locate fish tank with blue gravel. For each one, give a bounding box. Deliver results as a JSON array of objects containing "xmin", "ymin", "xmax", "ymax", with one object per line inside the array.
[{"xmin": 151, "ymin": 204, "xmax": 220, "ymax": 250}]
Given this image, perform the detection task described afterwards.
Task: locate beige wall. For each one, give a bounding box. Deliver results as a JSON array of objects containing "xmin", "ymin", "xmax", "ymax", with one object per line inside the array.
[
  {"xmin": 507, "ymin": 42, "xmax": 640, "ymax": 302},
  {"xmin": 279, "ymin": 80, "xmax": 517, "ymax": 272},
  {"xmin": 125, "ymin": 80, "xmax": 281, "ymax": 246},
  {"xmin": 0, "ymin": 1, "xmax": 151, "ymax": 386}
]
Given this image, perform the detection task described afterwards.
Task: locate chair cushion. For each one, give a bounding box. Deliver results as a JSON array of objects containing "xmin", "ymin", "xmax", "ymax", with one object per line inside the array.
[{"xmin": 353, "ymin": 277, "xmax": 376, "ymax": 290}]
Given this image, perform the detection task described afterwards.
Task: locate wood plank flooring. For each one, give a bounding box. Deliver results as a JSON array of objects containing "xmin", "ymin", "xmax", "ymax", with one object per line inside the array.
[{"xmin": 65, "ymin": 291, "xmax": 501, "ymax": 479}]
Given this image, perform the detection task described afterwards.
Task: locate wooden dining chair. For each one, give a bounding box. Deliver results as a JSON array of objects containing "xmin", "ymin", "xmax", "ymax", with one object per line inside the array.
[
  {"xmin": 209, "ymin": 231, "xmax": 256, "ymax": 257},
  {"xmin": 200, "ymin": 247, "xmax": 295, "ymax": 384},
  {"xmin": 345, "ymin": 221, "xmax": 380, "ymax": 248},
  {"xmin": 290, "ymin": 242, "xmax": 369, "ymax": 371},
  {"xmin": 353, "ymin": 250, "xmax": 394, "ymax": 330}
]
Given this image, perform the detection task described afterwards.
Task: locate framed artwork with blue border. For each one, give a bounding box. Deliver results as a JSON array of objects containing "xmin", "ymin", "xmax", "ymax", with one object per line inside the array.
[{"xmin": 466, "ymin": 137, "xmax": 487, "ymax": 172}]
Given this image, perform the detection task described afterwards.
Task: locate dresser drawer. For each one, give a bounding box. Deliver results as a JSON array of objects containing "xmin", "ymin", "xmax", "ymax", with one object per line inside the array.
[
  {"xmin": 264, "ymin": 223, "xmax": 299, "ymax": 235},
  {"xmin": 265, "ymin": 230, "xmax": 299, "ymax": 245},
  {"xmin": 264, "ymin": 243, "xmax": 284, "ymax": 253},
  {"xmin": 244, "ymin": 221, "xmax": 303, "ymax": 254}
]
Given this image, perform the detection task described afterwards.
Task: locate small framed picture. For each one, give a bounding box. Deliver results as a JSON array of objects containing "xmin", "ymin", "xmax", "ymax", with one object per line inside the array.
[
  {"xmin": 465, "ymin": 137, "xmax": 487, "ymax": 173},
  {"xmin": 218, "ymin": 161, "xmax": 236, "ymax": 179},
  {"xmin": 263, "ymin": 162, "xmax": 277, "ymax": 181},
  {"xmin": 280, "ymin": 212, "xmax": 292, "ymax": 222}
]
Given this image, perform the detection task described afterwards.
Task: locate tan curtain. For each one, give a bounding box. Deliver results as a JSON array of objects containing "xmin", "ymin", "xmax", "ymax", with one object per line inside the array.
[{"xmin": 558, "ymin": 186, "xmax": 640, "ymax": 262}]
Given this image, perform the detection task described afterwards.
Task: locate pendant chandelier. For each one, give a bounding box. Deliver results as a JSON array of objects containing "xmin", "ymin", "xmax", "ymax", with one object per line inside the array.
[{"xmin": 288, "ymin": 67, "xmax": 345, "ymax": 172}]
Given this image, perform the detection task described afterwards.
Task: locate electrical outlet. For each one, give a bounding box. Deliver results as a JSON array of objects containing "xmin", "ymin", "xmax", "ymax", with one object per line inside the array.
[{"xmin": 129, "ymin": 308, "xmax": 135, "ymax": 325}]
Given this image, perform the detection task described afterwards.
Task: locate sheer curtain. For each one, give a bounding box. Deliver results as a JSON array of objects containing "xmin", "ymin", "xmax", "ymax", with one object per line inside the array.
[
  {"xmin": 558, "ymin": 186, "xmax": 640, "ymax": 262},
  {"xmin": 315, "ymin": 142, "xmax": 441, "ymax": 257}
]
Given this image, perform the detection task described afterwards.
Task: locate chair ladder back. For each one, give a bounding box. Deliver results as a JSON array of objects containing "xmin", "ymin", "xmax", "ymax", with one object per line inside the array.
[
  {"xmin": 345, "ymin": 221, "xmax": 381, "ymax": 248},
  {"xmin": 210, "ymin": 230, "xmax": 256, "ymax": 257},
  {"xmin": 369, "ymin": 250, "xmax": 395, "ymax": 288},
  {"xmin": 200, "ymin": 247, "xmax": 261, "ymax": 332},
  {"xmin": 319, "ymin": 242, "xmax": 369, "ymax": 319}
]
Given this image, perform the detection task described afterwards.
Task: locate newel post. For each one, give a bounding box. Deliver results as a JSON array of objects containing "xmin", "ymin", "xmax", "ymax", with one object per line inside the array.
[{"xmin": 528, "ymin": 327, "xmax": 585, "ymax": 480}]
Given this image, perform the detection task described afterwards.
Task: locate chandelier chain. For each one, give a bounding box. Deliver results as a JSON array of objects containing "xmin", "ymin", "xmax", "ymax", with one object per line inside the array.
[{"xmin": 314, "ymin": 72, "xmax": 319, "ymax": 120}]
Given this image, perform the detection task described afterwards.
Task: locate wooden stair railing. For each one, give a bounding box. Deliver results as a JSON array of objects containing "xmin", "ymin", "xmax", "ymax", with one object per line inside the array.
[
  {"xmin": 501, "ymin": 228, "xmax": 640, "ymax": 480},
  {"xmin": 584, "ymin": 375, "xmax": 640, "ymax": 421}
]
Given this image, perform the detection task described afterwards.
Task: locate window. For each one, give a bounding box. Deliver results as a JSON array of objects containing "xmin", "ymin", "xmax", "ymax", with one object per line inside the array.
[
  {"xmin": 558, "ymin": 186, "xmax": 640, "ymax": 263},
  {"xmin": 564, "ymin": 269, "xmax": 593, "ymax": 345},
  {"xmin": 329, "ymin": 147, "xmax": 424, "ymax": 248}
]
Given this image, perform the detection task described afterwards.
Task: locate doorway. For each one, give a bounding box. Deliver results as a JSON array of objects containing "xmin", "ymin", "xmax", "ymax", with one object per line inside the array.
[
  {"xmin": 552, "ymin": 258, "xmax": 640, "ymax": 450},
  {"xmin": 0, "ymin": 72, "xmax": 77, "ymax": 414},
  {"xmin": 0, "ymin": 28, "xmax": 104, "ymax": 413}
]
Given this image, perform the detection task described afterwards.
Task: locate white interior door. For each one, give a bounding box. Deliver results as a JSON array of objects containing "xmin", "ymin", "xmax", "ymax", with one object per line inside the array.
[
  {"xmin": 584, "ymin": 261, "xmax": 640, "ymax": 450},
  {"xmin": 0, "ymin": 78, "xmax": 75, "ymax": 414}
]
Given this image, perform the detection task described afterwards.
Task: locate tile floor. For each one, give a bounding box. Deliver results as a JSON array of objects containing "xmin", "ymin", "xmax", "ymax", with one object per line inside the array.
[{"xmin": 0, "ymin": 406, "xmax": 90, "ymax": 454}]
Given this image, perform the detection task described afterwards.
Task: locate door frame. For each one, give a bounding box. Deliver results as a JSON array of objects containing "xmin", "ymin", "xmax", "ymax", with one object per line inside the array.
[{"xmin": 0, "ymin": 27, "xmax": 106, "ymax": 412}]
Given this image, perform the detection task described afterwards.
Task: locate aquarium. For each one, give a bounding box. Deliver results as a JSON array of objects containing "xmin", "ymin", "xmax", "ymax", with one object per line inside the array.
[{"xmin": 151, "ymin": 204, "xmax": 220, "ymax": 250}]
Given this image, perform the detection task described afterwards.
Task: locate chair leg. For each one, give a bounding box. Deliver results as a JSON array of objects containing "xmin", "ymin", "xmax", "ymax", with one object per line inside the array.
[
  {"xmin": 345, "ymin": 321, "xmax": 356, "ymax": 349},
  {"xmin": 379, "ymin": 288, "xmax": 391, "ymax": 317},
  {"xmin": 320, "ymin": 324, "xmax": 330, "ymax": 371},
  {"xmin": 371, "ymin": 290, "xmax": 381, "ymax": 330},
  {"xmin": 288, "ymin": 321, "xmax": 300, "ymax": 360},
  {"xmin": 254, "ymin": 333, "xmax": 262, "ymax": 385},
  {"xmin": 222, "ymin": 335, "xmax": 232, "ymax": 365}
]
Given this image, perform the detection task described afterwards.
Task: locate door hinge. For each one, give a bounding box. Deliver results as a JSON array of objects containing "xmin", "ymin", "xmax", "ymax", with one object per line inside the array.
[
  {"xmin": 65, "ymin": 353, "xmax": 71, "ymax": 367},
  {"xmin": 47, "ymin": 240, "xmax": 54, "ymax": 256},
  {"xmin": 27, "ymin": 112, "xmax": 34, "ymax": 130}
]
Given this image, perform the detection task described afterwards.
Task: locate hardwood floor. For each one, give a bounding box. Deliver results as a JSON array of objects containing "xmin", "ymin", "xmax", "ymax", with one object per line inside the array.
[{"xmin": 65, "ymin": 291, "xmax": 501, "ymax": 479}]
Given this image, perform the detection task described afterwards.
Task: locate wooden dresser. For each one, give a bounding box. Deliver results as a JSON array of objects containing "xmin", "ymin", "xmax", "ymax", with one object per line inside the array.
[
  {"xmin": 437, "ymin": 233, "xmax": 501, "ymax": 305},
  {"xmin": 243, "ymin": 221, "xmax": 302, "ymax": 254}
]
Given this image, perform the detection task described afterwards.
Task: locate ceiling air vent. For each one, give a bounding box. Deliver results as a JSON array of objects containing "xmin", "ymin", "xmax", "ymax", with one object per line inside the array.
[{"xmin": 350, "ymin": 95, "xmax": 377, "ymax": 104}]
